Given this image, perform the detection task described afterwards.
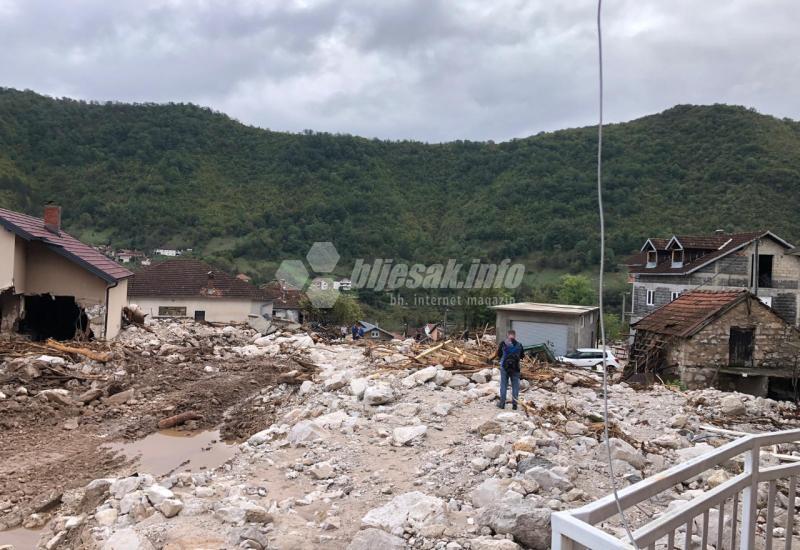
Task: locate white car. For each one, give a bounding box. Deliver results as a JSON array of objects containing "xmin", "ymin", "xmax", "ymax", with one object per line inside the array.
[{"xmin": 558, "ymin": 348, "xmax": 620, "ymax": 370}]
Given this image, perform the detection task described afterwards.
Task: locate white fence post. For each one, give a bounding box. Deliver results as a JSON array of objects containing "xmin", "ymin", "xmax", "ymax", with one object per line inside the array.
[{"xmin": 740, "ymin": 444, "xmax": 760, "ymax": 550}]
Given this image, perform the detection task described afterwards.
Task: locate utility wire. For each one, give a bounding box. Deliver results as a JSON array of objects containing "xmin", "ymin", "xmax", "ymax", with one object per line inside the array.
[{"xmin": 596, "ymin": 1, "xmax": 639, "ymax": 547}]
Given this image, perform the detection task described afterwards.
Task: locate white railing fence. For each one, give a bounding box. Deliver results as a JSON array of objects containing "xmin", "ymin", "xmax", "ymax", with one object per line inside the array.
[{"xmin": 552, "ymin": 428, "xmax": 800, "ymax": 549}]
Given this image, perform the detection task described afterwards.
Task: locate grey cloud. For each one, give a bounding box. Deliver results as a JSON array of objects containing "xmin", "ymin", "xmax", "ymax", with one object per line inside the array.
[{"xmin": 0, "ymin": 0, "xmax": 797, "ymax": 141}]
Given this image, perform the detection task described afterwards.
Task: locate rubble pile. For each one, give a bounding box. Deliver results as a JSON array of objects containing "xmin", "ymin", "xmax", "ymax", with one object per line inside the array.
[{"xmin": 2, "ymin": 322, "xmax": 800, "ymax": 549}]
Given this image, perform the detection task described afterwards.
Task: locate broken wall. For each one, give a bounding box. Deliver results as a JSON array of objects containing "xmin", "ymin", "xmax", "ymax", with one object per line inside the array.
[{"xmin": 22, "ymin": 241, "xmax": 110, "ymax": 338}]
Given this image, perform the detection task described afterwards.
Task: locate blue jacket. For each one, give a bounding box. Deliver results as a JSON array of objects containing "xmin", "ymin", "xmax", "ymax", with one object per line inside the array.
[{"xmin": 498, "ymin": 339, "xmax": 524, "ymax": 371}]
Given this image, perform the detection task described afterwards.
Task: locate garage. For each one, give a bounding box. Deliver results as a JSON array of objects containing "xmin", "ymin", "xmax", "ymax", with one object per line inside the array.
[
  {"xmin": 492, "ymin": 302, "xmax": 599, "ymax": 357},
  {"xmin": 511, "ymin": 320, "xmax": 569, "ymax": 356}
]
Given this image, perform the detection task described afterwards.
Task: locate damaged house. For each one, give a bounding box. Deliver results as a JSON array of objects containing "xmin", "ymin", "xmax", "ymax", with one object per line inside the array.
[
  {"xmin": 128, "ymin": 258, "xmax": 273, "ymax": 323},
  {"xmin": 628, "ymin": 290, "xmax": 800, "ymax": 399},
  {"xmin": 626, "ymin": 230, "xmax": 800, "ymax": 326},
  {"xmin": 0, "ymin": 205, "xmax": 132, "ymax": 340}
]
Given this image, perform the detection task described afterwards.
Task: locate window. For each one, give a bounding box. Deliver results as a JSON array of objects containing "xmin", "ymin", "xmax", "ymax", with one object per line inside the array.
[
  {"xmin": 758, "ymin": 255, "xmax": 773, "ymax": 288},
  {"xmin": 646, "ymin": 250, "xmax": 657, "ymax": 268},
  {"xmin": 646, "ymin": 290, "xmax": 655, "ymax": 306},
  {"xmin": 194, "ymin": 310, "xmax": 206, "ymax": 321},
  {"xmin": 671, "ymin": 249, "xmax": 684, "ymax": 268},
  {"xmin": 158, "ymin": 306, "xmax": 187, "ymax": 317},
  {"xmin": 671, "ymin": 291, "xmax": 680, "ymax": 301},
  {"xmin": 371, "ymin": 329, "xmax": 379, "ymax": 338},
  {"xmin": 729, "ymin": 327, "xmax": 755, "ymax": 367}
]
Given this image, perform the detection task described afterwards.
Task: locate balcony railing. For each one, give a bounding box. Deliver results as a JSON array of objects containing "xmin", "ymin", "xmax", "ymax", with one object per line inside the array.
[{"xmin": 552, "ymin": 428, "xmax": 800, "ymax": 549}]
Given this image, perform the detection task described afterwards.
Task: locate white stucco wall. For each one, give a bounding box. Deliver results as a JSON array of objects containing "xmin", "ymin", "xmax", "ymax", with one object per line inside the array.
[
  {"xmin": 0, "ymin": 227, "xmax": 15, "ymax": 290},
  {"xmin": 131, "ymin": 296, "xmax": 272, "ymax": 324},
  {"xmin": 106, "ymin": 280, "xmax": 128, "ymax": 339},
  {"xmin": 25, "ymin": 242, "xmax": 108, "ymax": 304}
]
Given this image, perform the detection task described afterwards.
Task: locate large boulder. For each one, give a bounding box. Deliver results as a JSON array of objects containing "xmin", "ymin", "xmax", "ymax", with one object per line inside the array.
[
  {"xmin": 471, "ymin": 478, "xmax": 513, "ymax": 508},
  {"xmin": 720, "ymin": 395, "xmax": 746, "ymax": 416},
  {"xmin": 392, "ymin": 425, "xmax": 427, "ymax": 446},
  {"xmin": 288, "ymin": 421, "xmax": 328, "ymax": 446},
  {"xmin": 477, "ymin": 494, "xmax": 551, "ymax": 550},
  {"xmin": 102, "ymin": 528, "xmax": 155, "ymax": 550},
  {"xmin": 605, "ymin": 438, "xmax": 645, "ymax": 470},
  {"xmin": 364, "ymin": 384, "xmax": 395, "ymax": 406},
  {"xmin": 361, "ymin": 491, "xmax": 445, "ymax": 535},
  {"xmin": 522, "ymin": 467, "xmax": 573, "ymax": 491},
  {"xmin": 347, "ymin": 528, "xmax": 406, "ymax": 550}
]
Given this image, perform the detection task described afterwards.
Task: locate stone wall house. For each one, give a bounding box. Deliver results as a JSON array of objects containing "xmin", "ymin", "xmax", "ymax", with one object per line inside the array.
[
  {"xmin": 0, "ymin": 205, "xmax": 132, "ymax": 340},
  {"xmin": 625, "ymin": 231, "xmax": 800, "ymax": 326},
  {"xmin": 628, "ymin": 290, "xmax": 800, "ymax": 398}
]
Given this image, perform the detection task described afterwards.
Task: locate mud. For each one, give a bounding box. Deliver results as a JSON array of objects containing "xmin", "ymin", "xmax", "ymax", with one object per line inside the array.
[
  {"xmin": 105, "ymin": 429, "xmax": 238, "ymax": 477},
  {"xmin": 0, "ymin": 322, "xmax": 300, "ymax": 535}
]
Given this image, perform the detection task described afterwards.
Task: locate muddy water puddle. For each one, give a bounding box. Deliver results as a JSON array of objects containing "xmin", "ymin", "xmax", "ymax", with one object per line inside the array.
[
  {"xmin": 0, "ymin": 526, "xmax": 43, "ymax": 548},
  {"xmin": 107, "ymin": 429, "xmax": 238, "ymax": 477}
]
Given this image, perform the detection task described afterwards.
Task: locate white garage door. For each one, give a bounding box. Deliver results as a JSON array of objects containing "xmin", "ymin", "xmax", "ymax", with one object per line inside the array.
[{"xmin": 511, "ymin": 321, "xmax": 569, "ymax": 356}]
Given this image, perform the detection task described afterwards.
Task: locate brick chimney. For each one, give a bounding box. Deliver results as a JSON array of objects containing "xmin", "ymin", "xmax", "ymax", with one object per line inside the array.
[{"xmin": 43, "ymin": 204, "xmax": 61, "ymax": 234}]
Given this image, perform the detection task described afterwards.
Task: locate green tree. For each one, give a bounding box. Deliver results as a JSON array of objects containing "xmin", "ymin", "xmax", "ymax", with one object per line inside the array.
[{"xmin": 556, "ymin": 275, "xmax": 596, "ymax": 306}]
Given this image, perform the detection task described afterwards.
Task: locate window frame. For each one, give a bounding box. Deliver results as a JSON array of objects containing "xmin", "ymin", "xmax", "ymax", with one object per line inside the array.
[
  {"xmin": 671, "ymin": 249, "xmax": 684, "ymax": 268},
  {"xmin": 646, "ymin": 289, "xmax": 655, "ymax": 306},
  {"xmin": 646, "ymin": 250, "xmax": 657, "ymax": 268},
  {"xmin": 671, "ymin": 291, "xmax": 680, "ymax": 301}
]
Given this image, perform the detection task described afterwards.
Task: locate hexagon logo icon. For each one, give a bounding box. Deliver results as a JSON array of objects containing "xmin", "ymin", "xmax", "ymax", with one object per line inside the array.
[
  {"xmin": 306, "ymin": 276, "xmax": 340, "ymax": 309},
  {"xmin": 306, "ymin": 242, "xmax": 340, "ymax": 273},
  {"xmin": 274, "ymin": 260, "xmax": 310, "ymax": 290}
]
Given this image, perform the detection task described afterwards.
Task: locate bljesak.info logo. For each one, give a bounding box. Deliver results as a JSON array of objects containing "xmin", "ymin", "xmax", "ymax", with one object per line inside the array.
[{"xmin": 274, "ymin": 242, "xmax": 525, "ymax": 309}]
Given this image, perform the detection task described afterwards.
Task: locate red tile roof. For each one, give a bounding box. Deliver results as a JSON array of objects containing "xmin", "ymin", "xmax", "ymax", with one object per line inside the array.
[
  {"xmin": 128, "ymin": 258, "xmax": 269, "ymax": 300},
  {"xmin": 629, "ymin": 231, "xmax": 793, "ymax": 276},
  {"xmin": 0, "ymin": 207, "xmax": 133, "ymax": 283},
  {"xmin": 632, "ymin": 290, "xmax": 749, "ymax": 337},
  {"xmin": 261, "ymin": 281, "xmax": 303, "ymax": 309}
]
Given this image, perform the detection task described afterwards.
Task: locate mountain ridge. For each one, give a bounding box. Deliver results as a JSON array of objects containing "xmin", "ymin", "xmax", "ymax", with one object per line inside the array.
[{"xmin": 1, "ymin": 88, "xmax": 798, "ymax": 279}]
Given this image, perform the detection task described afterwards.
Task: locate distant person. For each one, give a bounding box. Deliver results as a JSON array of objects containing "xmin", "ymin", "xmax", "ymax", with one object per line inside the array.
[
  {"xmin": 351, "ymin": 324, "xmax": 360, "ymax": 340},
  {"xmin": 340, "ymin": 325, "xmax": 347, "ymax": 340},
  {"xmin": 490, "ymin": 329, "xmax": 524, "ymax": 410}
]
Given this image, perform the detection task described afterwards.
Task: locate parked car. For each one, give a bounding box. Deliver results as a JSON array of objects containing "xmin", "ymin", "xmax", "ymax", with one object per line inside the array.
[{"xmin": 558, "ymin": 348, "xmax": 620, "ymax": 370}]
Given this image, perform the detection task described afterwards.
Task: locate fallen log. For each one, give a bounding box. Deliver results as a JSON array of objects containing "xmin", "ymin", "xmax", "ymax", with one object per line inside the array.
[
  {"xmin": 45, "ymin": 339, "xmax": 112, "ymax": 363},
  {"xmin": 413, "ymin": 341, "xmax": 448, "ymax": 361},
  {"xmin": 157, "ymin": 411, "xmax": 204, "ymax": 430}
]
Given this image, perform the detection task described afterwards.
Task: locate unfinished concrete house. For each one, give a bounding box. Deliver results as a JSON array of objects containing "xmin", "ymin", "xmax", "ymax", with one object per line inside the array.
[
  {"xmin": 491, "ymin": 302, "xmax": 599, "ymax": 356},
  {"xmin": 0, "ymin": 205, "xmax": 132, "ymax": 340},
  {"xmin": 626, "ymin": 231, "xmax": 800, "ymax": 326},
  {"xmin": 628, "ymin": 290, "xmax": 800, "ymax": 398},
  {"xmin": 128, "ymin": 258, "xmax": 273, "ymax": 323}
]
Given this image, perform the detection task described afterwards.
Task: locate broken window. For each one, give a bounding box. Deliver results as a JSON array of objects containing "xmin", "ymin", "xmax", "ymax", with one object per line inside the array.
[
  {"xmin": 646, "ymin": 290, "xmax": 655, "ymax": 306},
  {"xmin": 758, "ymin": 254, "xmax": 773, "ymax": 288},
  {"xmin": 646, "ymin": 250, "xmax": 657, "ymax": 268},
  {"xmin": 729, "ymin": 327, "xmax": 755, "ymax": 367},
  {"xmin": 21, "ymin": 294, "xmax": 90, "ymax": 341},
  {"xmin": 158, "ymin": 306, "xmax": 187, "ymax": 317}
]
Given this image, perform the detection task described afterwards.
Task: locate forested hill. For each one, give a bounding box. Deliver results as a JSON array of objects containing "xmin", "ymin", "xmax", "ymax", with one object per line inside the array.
[{"xmin": 1, "ymin": 87, "xmax": 799, "ymax": 277}]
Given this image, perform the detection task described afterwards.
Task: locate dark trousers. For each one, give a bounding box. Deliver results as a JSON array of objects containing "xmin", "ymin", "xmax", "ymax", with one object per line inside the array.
[{"xmin": 499, "ymin": 365, "xmax": 520, "ymax": 407}]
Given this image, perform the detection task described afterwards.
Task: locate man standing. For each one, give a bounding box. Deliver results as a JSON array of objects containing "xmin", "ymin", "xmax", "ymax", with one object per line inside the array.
[{"xmin": 491, "ymin": 329, "xmax": 524, "ymax": 410}]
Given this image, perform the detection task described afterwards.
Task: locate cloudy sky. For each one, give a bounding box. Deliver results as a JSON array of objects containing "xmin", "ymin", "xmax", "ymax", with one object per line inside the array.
[{"xmin": 0, "ymin": 0, "xmax": 797, "ymax": 141}]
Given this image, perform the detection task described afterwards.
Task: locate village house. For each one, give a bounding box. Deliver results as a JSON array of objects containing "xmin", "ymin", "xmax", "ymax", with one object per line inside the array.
[
  {"xmin": 262, "ymin": 281, "xmax": 304, "ymax": 323},
  {"xmin": 628, "ymin": 290, "xmax": 800, "ymax": 399},
  {"xmin": 491, "ymin": 302, "xmax": 599, "ymax": 356},
  {"xmin": 358, "ymin": 320, "xmax": 396, "ymax": 341},
  {"xmin": 128, "ymin": 258, "xmax": 272, "ymax": 323},
  {"xmin": 0, "ymin": 205, "xmax": 132, "ymax": 340},
  {"xmin": 626, "ymin": 230, "xmax": 800, "ymax": 326}
]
